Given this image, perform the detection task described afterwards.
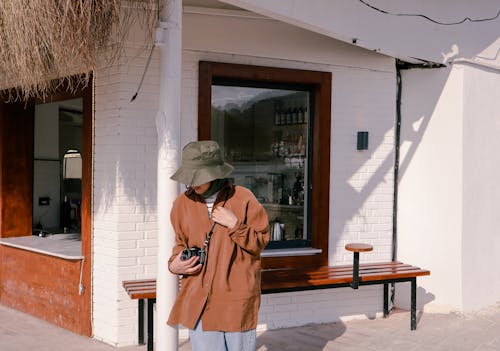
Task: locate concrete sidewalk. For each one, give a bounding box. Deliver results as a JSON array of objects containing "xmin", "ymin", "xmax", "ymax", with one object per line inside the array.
[{"xmin": 1, "ymin": 303, "xmax": 500, "ymax": 351}]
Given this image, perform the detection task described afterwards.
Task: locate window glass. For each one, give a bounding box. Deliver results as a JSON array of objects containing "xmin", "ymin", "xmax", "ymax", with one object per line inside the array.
[
  {"xmin": 212, "ymin": 85, "xmax": 311, "ymax": 248},
  {"xmin": 33, "ymin": 98, "xmax": 83, "ymax": 236}
]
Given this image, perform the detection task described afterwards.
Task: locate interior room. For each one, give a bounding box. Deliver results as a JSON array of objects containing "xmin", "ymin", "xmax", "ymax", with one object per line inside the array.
[{"xmin": 32, "ymin": 98, "xmax": 83, "ymax": 238}]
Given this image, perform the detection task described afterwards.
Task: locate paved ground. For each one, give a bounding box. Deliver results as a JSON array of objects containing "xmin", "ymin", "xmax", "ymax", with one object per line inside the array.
[{"xmin": 1, "ymin": 303, "xmax": 500, "ymax": 350}]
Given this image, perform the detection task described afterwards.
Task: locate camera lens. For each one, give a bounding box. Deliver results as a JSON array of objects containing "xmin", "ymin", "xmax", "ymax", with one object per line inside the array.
[
  {"xmin": 180, "ymin": 249, "xmax": 192, "ymax": 261},
  {"xmin": 180, "ymin": 247, "xmax": 202, "ymax": 261}
]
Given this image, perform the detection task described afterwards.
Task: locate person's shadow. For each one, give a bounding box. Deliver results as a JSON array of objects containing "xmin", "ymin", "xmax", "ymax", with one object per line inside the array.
[
  {"xmin": 256, "ymin": 321, "xmax": 347, "ymax": 351},
  {"xmin": 177, "ymin": 321, "xmax": 347, "ymax": 351}
]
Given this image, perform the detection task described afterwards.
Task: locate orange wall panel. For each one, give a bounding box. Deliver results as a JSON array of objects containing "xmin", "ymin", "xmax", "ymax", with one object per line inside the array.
[
  {"xmin": 0, "ymin": 245, "xmax": 91, "ymax": 336},
  {"xmin": 0, "ymin": 102, "xmax": 34, "ymax": 238}
]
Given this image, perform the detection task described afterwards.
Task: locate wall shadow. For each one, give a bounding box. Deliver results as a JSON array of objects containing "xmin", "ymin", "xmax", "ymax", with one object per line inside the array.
[{"xmin": 328, "ymin": 65, "xmax": 452, "ymax": 268}]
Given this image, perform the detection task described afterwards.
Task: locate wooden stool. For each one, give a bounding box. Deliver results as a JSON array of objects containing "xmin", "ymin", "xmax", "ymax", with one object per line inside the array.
[{"xmin": 345, "ymin": 243, "xmax": 373, "ymax": 289}]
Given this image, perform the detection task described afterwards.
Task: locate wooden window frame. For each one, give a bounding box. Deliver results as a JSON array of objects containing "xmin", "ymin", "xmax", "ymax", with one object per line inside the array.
[
  {"xmin": 0, "ymin": 77, "xmax": 93, "ymax": 334},
  {"xmin": 198, "ymin": 61, "xmax": 331, "ymax": 269}
]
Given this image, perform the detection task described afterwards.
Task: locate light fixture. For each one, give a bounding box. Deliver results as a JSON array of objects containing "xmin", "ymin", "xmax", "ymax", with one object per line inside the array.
[{"xmin": 63, "ymin": 150, "xmax": 82, "ymax": 179}]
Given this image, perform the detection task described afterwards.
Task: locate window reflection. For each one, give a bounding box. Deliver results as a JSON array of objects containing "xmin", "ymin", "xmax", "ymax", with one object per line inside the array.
[{"xmin": 211, "ymin": 85, "xmax": 311, "ymax": 248}]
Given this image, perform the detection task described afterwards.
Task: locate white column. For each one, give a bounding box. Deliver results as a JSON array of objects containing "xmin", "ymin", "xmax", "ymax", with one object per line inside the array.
[{"xmin": 155, "ymin": 0, "xmax": 182, "ymax": 350}]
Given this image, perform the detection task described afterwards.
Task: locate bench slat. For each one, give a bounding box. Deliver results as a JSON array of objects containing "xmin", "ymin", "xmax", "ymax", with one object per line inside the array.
[
  {"xmin": 123, "ymin": 279, "xmax": 156, "ymax": 287},
  {"xmin": 123, "ymin": 262, "xmax": 430, "ymax": 298},
  {"xmin": 263, "ymin": 262, "xmax": 415, "ymax": 278},
  {"xmin": 263, "ymin": 264, "xmax": 427, "ymax": 281},
  {"xmin": 124, "ymin": 281, "xmax": 156, "ymax": 287},
  {"xmin": 269, "ymin": 264, "xmax": 416, "ymax": 278},
  {"xmin": 279, "ymin": 266, "xmax": 428, "ymax": 280},
  {"xmin": 260, "ymin": 263, "xmax": 429, "ymax": 292},
  {"xmin": 263, "ymin": 269, "xmax": 429, "ymax": 285},
  {"xmin": 125, "ymin": 284, "xmax": 156, "ymax": 290},
  {"xmin": 130, "ymin": 290, "xmax": 157, "ymax": 299}
]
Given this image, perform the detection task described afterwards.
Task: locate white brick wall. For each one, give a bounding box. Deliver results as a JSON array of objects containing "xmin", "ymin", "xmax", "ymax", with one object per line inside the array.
[
  {"xmin": 92, "ymin": 42, "xmax": 161, "ymax": 346},
  {"xmin": 91, "ymin": 12, "xmax": 396, "ymax": 346},
  {"xmin": 259, "ymin": 285, "xmax": 381, "ymax": 330},
  {"xmin": 330, "ymin": 68, "xmax": 396, "ymax": 266}
]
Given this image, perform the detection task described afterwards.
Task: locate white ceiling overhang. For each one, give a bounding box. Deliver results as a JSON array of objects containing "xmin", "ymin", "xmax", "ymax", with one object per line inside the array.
[{"xmin": 216, "ymin": 0, "xmax": 500, "ymax": 67}]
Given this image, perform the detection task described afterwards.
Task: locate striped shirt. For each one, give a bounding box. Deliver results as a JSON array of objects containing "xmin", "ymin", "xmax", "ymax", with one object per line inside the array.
[{"xmin": 205, "ymin": 192, "xmax": 219, "ymax": 218}]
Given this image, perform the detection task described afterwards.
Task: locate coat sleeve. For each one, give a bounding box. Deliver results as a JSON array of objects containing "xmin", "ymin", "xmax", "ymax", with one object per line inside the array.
[
  {"xmin": 228, "ymin": 194, "xmax": 270, "ymax": 256},
  {"xmin": 168, "ymin": 199, "xmax": 188, "ymax": 273}
]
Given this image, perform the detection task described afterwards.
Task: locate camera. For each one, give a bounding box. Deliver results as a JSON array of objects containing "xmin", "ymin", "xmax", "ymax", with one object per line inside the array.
[{"xmin": 180, "ymin": 246, "xmax": 206, "ymax": 265}]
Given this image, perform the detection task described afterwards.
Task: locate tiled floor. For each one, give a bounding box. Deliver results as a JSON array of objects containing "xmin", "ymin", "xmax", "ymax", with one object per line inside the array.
[{"xmin": 2, "ymin": 303, "xmax": 500, "ymax": 350}]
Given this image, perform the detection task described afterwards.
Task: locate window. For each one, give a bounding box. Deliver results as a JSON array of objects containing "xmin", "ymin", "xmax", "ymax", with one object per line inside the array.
[
  {"xmin": 33, "ymin": 99, "xmax": 83, "ymax": 236},
  {"xmin": 0, "ymin": 75, "xmax": 92, "ymax": 246},
  {"xmin": 199, "ymin": 61, "xmax": 331, "ymax": 269}
]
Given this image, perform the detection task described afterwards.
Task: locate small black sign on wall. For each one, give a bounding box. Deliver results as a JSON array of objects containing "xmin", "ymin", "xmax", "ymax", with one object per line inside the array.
[{"xmin": 357, "ymin": 131, "xmax": 369, "ymax": 150}]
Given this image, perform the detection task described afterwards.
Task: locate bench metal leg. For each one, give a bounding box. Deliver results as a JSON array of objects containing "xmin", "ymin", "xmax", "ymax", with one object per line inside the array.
[
  {"xmin": 383, "ymin": 283, "xmax": 389, "ymax": 318},
  {"xmin": 350, "ymin": 252, "xmax": 360, "ymax": 289},
  {"xmin": 138, "ymin": 299, "xmax": 145, "ymax": 345},
  {"xmin": 147, "ymin": 299, "xmax": 155, "ymax": 351},
  {"xmin": 411, "ymin": 278, "xmax": 416, "ymax": 330}
]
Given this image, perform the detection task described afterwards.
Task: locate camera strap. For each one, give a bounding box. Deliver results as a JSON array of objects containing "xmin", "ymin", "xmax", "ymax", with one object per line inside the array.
[
  {"xmin": 201, "ymin": 197, "xmax": 228, "ymax": 252},
  {"xmin": 201, "ymin": 223, "xmax": 216, "ymax": 252}
]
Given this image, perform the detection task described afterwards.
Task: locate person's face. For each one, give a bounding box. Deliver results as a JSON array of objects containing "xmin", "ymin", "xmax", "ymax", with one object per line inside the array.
[{"xmin": 191, "ymin": 181, "xmax": 211, "ymax": 194}]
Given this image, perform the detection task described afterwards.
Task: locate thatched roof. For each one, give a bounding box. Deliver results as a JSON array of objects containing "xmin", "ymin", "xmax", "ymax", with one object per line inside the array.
[{"xmin": 0, "ymin": 0, "xmax": 159, "ymax": 100}]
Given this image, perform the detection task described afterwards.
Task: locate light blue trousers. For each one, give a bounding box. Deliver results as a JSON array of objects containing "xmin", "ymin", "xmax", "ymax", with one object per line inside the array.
[{"xmin": 189, "ymin": 320, "xmax": 256, "ymax": 351}]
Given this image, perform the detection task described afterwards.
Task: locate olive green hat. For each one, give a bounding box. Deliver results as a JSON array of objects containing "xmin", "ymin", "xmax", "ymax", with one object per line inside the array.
[{"xmin": 170, "ymin": 140, "xmax": 234, "ymax": 186}]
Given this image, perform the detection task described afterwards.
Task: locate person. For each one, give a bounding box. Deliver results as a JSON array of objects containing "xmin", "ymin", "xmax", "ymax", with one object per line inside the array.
[{"xmin": 167, "ymin": 140, "xmax": 270, "ymax": 351}]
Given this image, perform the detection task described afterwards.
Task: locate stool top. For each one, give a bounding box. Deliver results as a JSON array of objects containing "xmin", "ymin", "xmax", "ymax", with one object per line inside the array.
[{"xmin": 345, "ymin": 243, "xmax": 373, "ymax": 252}]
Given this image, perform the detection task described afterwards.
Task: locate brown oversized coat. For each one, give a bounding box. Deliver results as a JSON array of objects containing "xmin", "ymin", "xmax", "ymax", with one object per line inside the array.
[{"xmin": 167, "ymin": 182, "xmax": 270, "ymax": 331}]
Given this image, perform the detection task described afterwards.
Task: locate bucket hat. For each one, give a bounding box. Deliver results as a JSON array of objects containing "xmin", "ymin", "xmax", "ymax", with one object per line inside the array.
[{"xmin": 170, "ymin": 140, "xmax": 234, "ymax": 186}]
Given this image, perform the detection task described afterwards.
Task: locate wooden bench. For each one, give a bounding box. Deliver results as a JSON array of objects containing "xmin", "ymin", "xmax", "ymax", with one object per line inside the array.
[
  {"xmin": 123, "ymin": 243, "xmax": 430, "ymax": 351},
  {"xmin": 122, "ymin": 279, "xmax": 156, "ymax": 351}
]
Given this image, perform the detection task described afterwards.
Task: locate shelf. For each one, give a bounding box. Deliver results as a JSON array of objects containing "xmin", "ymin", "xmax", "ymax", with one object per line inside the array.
[{"xmin": 263, "ymin": 203, "xmax": 303, "ymax": 210}]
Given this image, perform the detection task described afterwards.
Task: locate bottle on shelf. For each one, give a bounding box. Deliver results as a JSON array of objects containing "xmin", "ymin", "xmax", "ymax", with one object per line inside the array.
[
  {"xmin": 298, "ymin": 107, "xmax": 305, "ymax": 124},
  {"xmin": 285, "ymin": 107, "xmax": 292, "ymax": 125},
  {"xmin": 297, "ymin": 134, "xmax": 303, "ymax": 156},
  {"xmin": 274, "ymin": 108, "xmax": 281, "ymax": 125},
  {"xmin": 292, "ymin": 105, "xmax": 298, "ymax": 124},
  {"xmin": 293, "ymin": 172, "xmax": 304, "ymax": 206}
]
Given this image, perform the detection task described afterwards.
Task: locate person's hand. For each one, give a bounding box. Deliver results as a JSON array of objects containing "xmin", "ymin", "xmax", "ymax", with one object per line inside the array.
[
  {"xmin": 169, "ymin": 252, "xmax": 202, "ymax": 275},
  {"xmin": 212, "ymin": 207, "xmax": 238, "ymax": 229}
]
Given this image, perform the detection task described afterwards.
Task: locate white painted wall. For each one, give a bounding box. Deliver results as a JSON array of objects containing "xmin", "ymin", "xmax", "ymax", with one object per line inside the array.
[
  {"xmin": 397, "ymin": 61, "xmax": 500, "ymax": 313},
  {"xmin": 219, "ymin": 0, "xmax": 500, "ymax": 65},
  {"xmin": 462, "ymin": 63, "xmax": 500, "ymax": 311},
  {"xmin": 397, "ymin": 66, "xmax": 464, "ymax": 312}
]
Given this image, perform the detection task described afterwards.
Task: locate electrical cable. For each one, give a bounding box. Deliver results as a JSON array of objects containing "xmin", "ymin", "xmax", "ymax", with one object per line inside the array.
[
  {"xmin": 130, "ymin": 0, "xmax": 161, "ymax": 103},
  {"xmin": 130, "ymin": 44, "xmax": 156, "ymax": 102},
  {"xmin": 78, "ymin": 257, "xmax": 85, "ymax": 295},
  {"xmin": 358, "ymin": 0, "xmax": 500, "ymax": 25}
]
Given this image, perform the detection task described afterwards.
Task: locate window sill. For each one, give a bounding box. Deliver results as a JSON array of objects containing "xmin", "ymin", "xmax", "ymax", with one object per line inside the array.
[
  {"xmin": 261, "ymin": 247, "xmax": 322, "ymax": 258},
  {"xmin": 0, "ymin": 234, "xmax": 83, "ymax": 260}
]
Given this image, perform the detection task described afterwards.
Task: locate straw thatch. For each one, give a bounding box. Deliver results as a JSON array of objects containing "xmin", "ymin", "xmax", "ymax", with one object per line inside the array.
[{"xmin": 0, "ymin": 0, "xmax": 160, "ymax": 100}]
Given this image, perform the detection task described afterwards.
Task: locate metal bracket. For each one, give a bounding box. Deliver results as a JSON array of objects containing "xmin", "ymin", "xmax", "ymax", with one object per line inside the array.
[{"xmin": 155, "ymin": 20, "xmax": 180, "ymax": 45}]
